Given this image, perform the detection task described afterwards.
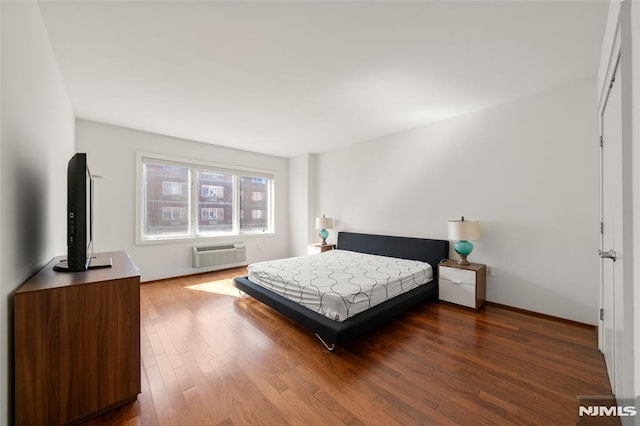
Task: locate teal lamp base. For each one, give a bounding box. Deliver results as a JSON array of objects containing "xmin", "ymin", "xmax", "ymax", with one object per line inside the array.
[
  {"xmin": 319, "ymin": 229, "xmax": 329, "ymax": 245},
  {"xmin": 453, "ymin": 240, "xmax": 474, "ymax": 265}
]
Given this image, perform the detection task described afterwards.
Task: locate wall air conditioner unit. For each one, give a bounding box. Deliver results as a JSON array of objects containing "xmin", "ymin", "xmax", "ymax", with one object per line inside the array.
[{"xmin": 192, "ymin": 243, "xmax": 247, "ymax": 268}]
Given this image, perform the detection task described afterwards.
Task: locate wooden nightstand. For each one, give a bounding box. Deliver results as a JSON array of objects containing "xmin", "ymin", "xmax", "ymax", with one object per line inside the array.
[
  {"xmin": 438, "ymin": 260, "xmax": 486, "ymax": 310},
  {"xmin": 308, "ymin": 243, "xmax": 336, "ymax": 254}
]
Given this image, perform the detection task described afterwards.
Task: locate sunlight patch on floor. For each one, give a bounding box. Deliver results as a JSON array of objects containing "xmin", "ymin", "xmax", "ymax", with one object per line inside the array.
[{"xmin": 185, "ymin": 278, "xmax": 240, "ymax": 297}]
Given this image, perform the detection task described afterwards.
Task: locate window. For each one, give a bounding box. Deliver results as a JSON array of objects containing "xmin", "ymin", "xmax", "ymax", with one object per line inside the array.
[
  {"xmin": 201, "ymin": 185, "xmax": 224, "ymax": 199},
  {"xmin": 139, "ymin": 154, "xmax": 274, "ymax": 242},
  {"xmin": 162, "ymin": 181, "xmax": 183, "ymax": 196},
  {"xmin": 201, "ymin": 207, "xmax": 225, "ymax": 221},
  {"xmin": 240, "ymin": 177, "xmax": 270, "ymax": 232},
  {"xmin": 143, "ymin": 164, "xmax": 190, "ymax": 236},
  {"xmin": 197, "ymin": 171, "xmax": 233, "ymax": 234},
  {"xmin": 162, "ymin": 206, "xmax": 187, "ymax": 221}
]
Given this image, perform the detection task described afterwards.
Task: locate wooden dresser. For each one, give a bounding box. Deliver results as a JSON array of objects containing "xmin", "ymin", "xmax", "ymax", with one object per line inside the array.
[{"xmin": 14, "ymin": 251, "xmax": 141, "ymax": 425}]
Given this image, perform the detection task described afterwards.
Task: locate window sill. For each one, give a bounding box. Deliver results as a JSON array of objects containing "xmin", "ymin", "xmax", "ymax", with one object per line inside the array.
[{"xmin": 136, "ymin": 232, "xmax": 276, "ymax": 246}]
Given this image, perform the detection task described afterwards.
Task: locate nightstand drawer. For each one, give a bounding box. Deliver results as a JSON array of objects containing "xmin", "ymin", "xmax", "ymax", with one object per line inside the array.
[
  {"xmin": 439, "ymin": 278, "xmax": 476, "ymax": 307},
  {"xmin": 439, "ymin": 266, "xmax": 475, "ymax": 285}
]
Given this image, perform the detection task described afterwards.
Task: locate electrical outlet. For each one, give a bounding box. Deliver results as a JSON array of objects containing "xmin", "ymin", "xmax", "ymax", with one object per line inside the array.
[{"xmin": 487, "ymin": 266, "xmax": 494, "ymax": 277}]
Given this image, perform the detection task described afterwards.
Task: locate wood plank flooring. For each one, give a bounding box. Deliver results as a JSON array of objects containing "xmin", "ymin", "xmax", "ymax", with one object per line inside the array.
[{"xmin": 85, "ymin": 267, "xmax": 614, "ymax": 425}]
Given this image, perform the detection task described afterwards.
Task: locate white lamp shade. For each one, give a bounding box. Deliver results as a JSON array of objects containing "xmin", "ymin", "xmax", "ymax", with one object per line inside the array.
[
  {"xmin": 448, "ymin": 219, "xmax": 481, "ymax": 241},
  {"xmin": 315, "ymin": 216, "xmax": 333, "ymax": 230}
]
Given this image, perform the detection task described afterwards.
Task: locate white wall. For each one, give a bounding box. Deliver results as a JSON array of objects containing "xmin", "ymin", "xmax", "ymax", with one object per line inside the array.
[
  {"xmin": 0, "ymin": 2, "xmax": 75, "ymax": 424},
  {"xmin": 630, "ymin": 0, "xmax": 640, "ymax": 406},
  {"xmin": 288, "ymin": 153, "xmax": 318, "ymax": 257},
  {"xmin": 619, "ymin": 2, "xmax": 636, "ymax": 404},
  {"xmin": 316, "ymin": 79, "xmax": 599, "ymax": 325},
  {"xmin": 76, "ymin": 120, "xmax": 289, "ymax": 281}
]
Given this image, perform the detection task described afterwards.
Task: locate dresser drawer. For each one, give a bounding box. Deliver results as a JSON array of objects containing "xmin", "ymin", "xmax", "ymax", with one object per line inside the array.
[
  {"xmin": 439, "ymin": 266, "xmax": 475, "ymax": 284},
  {"xmin": 439, "ymin": 278, "xmax": 476, "ymax": 308}
]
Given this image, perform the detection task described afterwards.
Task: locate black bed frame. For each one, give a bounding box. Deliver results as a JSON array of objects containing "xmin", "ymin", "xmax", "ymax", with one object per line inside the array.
[{"xmin": 233, "ymin": 231, "xmax": 449, "ymax": 349}]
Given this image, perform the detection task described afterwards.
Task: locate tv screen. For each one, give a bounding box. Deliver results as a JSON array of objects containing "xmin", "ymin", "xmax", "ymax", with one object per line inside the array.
[
  {"xmin": 67, "ymin": 153, "xmax": 93, "ymax": 271},
  {"xmin": 54, "ymin": 153, "xmax": 111, "ymax": 273}
]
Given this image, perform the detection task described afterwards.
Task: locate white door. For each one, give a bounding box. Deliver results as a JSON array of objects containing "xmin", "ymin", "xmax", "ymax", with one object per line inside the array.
[{"xmin": 600, "ymin": 54, "xmax": 624, "ymax": 395}]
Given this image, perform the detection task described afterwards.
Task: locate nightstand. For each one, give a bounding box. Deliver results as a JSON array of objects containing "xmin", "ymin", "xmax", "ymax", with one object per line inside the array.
[
  {"xmin": 438, "ymin": 260, "xmax": 486, "ymax": 310},
  {"xmin": 308, "ymin": 243, "xmax": 336, "ymax": 254}
]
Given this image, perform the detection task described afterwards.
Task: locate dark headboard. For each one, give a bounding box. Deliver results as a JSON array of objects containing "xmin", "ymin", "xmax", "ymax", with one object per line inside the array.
[{"xmin": 336, "ymin": 232, "xmax": 449, "ymax": 277}]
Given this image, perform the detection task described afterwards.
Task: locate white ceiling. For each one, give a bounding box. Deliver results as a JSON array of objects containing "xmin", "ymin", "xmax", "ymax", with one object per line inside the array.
[{"xmin": 39, "ymin": 1, "xmax": 608, "ymax": 158}]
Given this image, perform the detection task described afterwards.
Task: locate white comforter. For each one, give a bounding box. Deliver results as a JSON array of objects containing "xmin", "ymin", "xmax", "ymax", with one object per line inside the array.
[{"xmin": 247, "ymin": 249, "xmax": 433, "ymax": 321}]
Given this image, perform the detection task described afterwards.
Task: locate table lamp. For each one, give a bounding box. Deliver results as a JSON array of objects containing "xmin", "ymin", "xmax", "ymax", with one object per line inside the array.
[
  {"xmin": 315, "ymin": 215, "xmax": 333, "ymax": 246},
  {"xmin": 448, "ymin": 216, "xmax": 481, "ymax": 265}
]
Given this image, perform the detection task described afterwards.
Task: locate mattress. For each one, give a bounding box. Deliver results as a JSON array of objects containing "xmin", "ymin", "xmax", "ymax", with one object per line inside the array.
[{"xmin": 247, "ymin": 249, "xmax": 433, "ymax": 322}]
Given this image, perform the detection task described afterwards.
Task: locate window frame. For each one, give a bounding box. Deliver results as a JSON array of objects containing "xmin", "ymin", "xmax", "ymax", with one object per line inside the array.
[{"xmin": 136, "ymin": 152, "xmax": 275, "ymax": 245}]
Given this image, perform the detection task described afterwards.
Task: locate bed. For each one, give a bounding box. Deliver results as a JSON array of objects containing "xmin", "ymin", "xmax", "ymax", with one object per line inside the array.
[{"xmin": 233, "ymin": 231, "xmax": 449, "ymax": 350}]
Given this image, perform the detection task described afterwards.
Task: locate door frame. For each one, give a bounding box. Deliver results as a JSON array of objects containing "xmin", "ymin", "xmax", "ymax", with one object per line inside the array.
[
  {"xmin": 598, "ymin": 48, "xmax": 621, "ymax": 395},
  {"xmin": 598, "ymin": 28, "xmax": 621, "ymax": 355},
  {"xmin": 597, "ymin": 5, "xmax": 636, "ymax": 402}
]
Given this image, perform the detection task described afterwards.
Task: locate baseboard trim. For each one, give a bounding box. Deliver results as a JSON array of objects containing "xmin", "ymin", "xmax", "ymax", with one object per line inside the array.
[
  {"xmin": 485, "ymin": 301, "xmax": 595, "ymax": 330},
  {"xmin": 141, "ymin": 265, "xmax": 248, "ymax": 284}
]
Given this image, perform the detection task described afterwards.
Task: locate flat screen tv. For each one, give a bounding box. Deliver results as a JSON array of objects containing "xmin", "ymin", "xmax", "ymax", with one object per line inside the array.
[{"xmin": 54, "ymin": 153, "xmax": 111, "ymax": 272}]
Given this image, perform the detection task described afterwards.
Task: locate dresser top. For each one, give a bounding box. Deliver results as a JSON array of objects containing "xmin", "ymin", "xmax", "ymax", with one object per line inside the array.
[
  {"xmin": 16, "ymin": 251, "xmax": 139, "ymax": 294},
  {"xmin": 438, "ymin": 259, "xmax": 485, "ymax": 272}
]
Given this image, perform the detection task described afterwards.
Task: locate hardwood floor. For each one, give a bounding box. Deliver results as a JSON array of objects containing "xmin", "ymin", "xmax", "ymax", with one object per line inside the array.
[{"xmin": 85, "ymin": 267, "xmax": 614, "ymax": 425}]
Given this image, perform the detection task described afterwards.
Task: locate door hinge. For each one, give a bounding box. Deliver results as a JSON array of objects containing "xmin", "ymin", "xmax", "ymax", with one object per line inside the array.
[
  {"xmin": 600, "ymin": 135, "xmax": 604, "ymax": 148},
  {"xmin": 600, "ymin": 222, "xmax": 604, "ymax": 234},
  {"xmin": 600, "ymin": 308, "xmax": 604, "ymax": 321}
]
